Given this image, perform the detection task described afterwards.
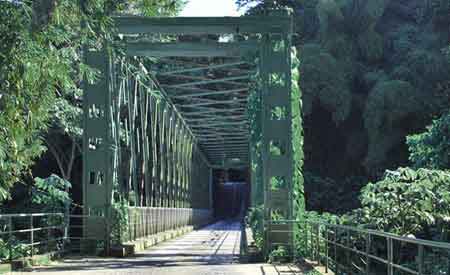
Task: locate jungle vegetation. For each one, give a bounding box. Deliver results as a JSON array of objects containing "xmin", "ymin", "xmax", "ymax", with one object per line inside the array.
[
  {"xmin": 241, "ymin": 0, "xmax": 450, "ymax": 246},
  {"xmin": 0, "ymin": 0, "xmax": 185, "ymax": 207}
]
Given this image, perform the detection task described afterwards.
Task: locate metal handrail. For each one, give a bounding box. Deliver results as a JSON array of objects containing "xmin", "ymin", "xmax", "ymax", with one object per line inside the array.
[
  {"xmin": 0, "ymin": 208, "xmax": 213, "ymax": 264},
  {"xmin": 0, "ymin": 213, "xmax": 66, "ymax": 263},
  {"xmin": 274, "ymin": 219, "xmax": 450, "ymax": 275}
]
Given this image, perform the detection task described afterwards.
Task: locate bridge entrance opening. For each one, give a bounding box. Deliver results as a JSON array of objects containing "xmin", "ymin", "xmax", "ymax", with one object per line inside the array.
[{"xmin": 213, "ymin": 168, "xmax": 249, "ymax": 220}]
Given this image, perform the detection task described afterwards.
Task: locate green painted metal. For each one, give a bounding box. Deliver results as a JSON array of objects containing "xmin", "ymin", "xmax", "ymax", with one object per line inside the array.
[
  {"xmin": 82, "ymin": 49, "xmax": 115, "ymax": 246},
  {"xmin": 259, "ymin": 11, "xmax": 295, "ymax": 255},
  {"xmin": 179, "ymin": 108, "xmax": 247, "ymax": 116},
  {"xmin": 114, "ymin": 15, "xmax": 292, "ymax": 35},
  {"xmin": 163, "ymin": 75, "xmax": 251, "ymax": 88},
  {"xmin": 178, "ymin": 99, "xmax": 248, "ymax": 108},
  {"xmin": 126, "ymin": 41, "xmax": 257, "ymax": 57},
  {"xmin": 159, "ymin": 61, "xmax": 249, "ymax": 75},
  {"xmin": 173, "ymin": 88, "xmax": 248, "ymax": 99},
  {"xmin": 83, "ymin": 11, "xmax": 297, "ymax": 253},
  {"xmin": 185, "ymin": 115, "xmax": 247, "ymax": 122}
]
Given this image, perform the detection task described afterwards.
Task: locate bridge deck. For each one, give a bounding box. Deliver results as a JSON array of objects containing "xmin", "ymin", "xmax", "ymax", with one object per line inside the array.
[{"xmin": 15, "ymin": 221, "xmax": 309, "ymax": 275}]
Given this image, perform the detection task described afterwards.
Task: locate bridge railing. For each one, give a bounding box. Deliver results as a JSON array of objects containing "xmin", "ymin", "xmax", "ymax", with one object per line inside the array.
[
  {"xmin": 0, "ymin": 208, "xmax": 213, "ymax": 263},
  {"xmin": 280, "ymin": 219, "xmax": 450, "ymax": 275},
  {"xmin": 0, "ymin": 213, "xmax": 66, "ymax": 263}
]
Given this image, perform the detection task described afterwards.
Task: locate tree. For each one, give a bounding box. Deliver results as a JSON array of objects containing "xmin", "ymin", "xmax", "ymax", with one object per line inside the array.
[
  {"xmin": 407, "ymin": 112, "xmax": 450, "ymax": 170},
  {"xmin": 0, "ymin": 0, "xmax": 186, "ymax": 202}
]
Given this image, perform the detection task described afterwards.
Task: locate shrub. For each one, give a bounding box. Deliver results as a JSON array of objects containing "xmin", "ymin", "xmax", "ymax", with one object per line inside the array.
[
  {"xmin": 351, "ymin": 168, "xmax": 450, "ymax": 239},
  {"xmin": 246, "ymin": 205, "xmax": 264, "ymax": 250}
]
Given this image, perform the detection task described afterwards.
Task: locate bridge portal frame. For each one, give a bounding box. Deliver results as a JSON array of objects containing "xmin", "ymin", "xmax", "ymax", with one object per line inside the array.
[{"xmin": 82, "ymin": 10, "xmax": 296, "ymax": 256}]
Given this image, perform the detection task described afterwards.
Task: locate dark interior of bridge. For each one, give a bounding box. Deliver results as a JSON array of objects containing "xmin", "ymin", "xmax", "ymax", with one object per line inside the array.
[{"xmin": 212, "ymin": 168, "xmax": 250, "ymax": 219}]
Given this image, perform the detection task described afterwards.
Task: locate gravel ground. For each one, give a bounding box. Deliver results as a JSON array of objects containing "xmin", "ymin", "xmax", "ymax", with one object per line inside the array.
[{"xmin": 9, "ymin": 220, "xmax": 306, "ymax": 275}]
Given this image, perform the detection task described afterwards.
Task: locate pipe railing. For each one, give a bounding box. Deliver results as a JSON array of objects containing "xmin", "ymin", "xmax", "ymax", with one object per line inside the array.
[
  {"xmin": 274, "ymin": 219, "xmax": 450, "ymax": 275},
  {"xmin": 0, "ymin": 207, "xmax": 212, "ymax": 263},
  {"xmin": 0, "ymin": 213, "xmax": 66, "ymax": 263}
]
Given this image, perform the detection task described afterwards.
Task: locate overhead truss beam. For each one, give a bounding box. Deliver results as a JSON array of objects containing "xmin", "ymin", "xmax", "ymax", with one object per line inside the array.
[
  {"xmin": 115, "ymin": 15, "xmax": 292, "ymax": 35},
  {"xmin": 162, "ymin": 75, "xmax": 250, "ymax": 88},
  {"xmin": 126, "ymin": 41, "xmax": 258, "ymax": 57},
  {"xmin": 158, "ymin": 61, "xmax": 250, "ymax": 75},
  {"xmin": 172, "ymin": 88, "xmax": 248, "ymax": 99}
]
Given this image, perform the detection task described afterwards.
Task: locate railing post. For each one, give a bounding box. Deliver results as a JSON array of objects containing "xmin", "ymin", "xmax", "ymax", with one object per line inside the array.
[
  {"xmin": 316, "ymin": 224, "xmax": 320, "ymax": 265},
  {"xmin": 346, "ymin": 228, "xmax": 350, "ymax": 274},
  {"xmin": 8, "ymin": 216, "xmax": 13, "ymax": 263},
  {"xmin": 366, "ymin": 233, "xmax": 371, "ymax": 275},
  {"xmin": 418, "ymin": 244, "xmax": 424, "ymax": 275},
  {"xmin": 334, "ymin": 227, "xmax": 338, "ymax": 274},
  {"xmin": 387, "ymin": 237, "xmax": 393, "ymax": 275},
  {"xmin": 128, "ymin": 208, "xmax": 131, "ymax": 242},
  {"xmin": 47, "ymin": 217, "xmax": 51, "ymax": 254},
  {"xmin": 304, "ymin": 221, "xmax": 308, "ymax": 258},
  {"xmin": 325, "ymin": 225, "xmax": 329, "ymax": 273},
  {"xmin": 30, "ymin": 215, "xmax": 34, "ymax": 258}
]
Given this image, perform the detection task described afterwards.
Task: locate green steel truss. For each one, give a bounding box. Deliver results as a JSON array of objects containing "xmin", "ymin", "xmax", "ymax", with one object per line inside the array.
[{"xmin": 83, "ymin": 10, "xmax": 297, "ymax": 254}]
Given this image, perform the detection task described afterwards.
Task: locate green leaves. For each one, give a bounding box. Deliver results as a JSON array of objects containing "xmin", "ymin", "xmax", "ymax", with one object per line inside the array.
[
  {"xmin": 355, "ymin": 167, "xmax": 450, "ymax": 239},
  {"xmin": 32, "ymin": 174, "xmax": 72, "ymax": 212},
  {"xmin": 407, "ymin": 112, "xmax": 450, "ymax": 170}
]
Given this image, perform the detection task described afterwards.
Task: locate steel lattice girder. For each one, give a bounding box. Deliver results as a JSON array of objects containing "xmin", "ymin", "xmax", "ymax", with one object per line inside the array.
[{"xmin": 113, "ymin": 14, "xmax": 293, "ymax": 168}]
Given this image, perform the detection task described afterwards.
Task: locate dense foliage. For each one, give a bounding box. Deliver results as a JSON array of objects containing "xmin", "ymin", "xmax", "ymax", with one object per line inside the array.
[
  {"xmin": 407, "ymin": 111, "xmax": 450, "ymax": 170},
  {"xmin": 238, "ymin": 0, "xmax": 450, "ymax": 215},
  {"xmin": 342, "ymin": 112, "xmax": 450, "ymax": 240},
  {"xmin": 349, "ymin": 168, "xmax": 450, "ymax": 239},
  {"xmin": 0, "ymin": 0, "xmax": 185, "ymax": 203}
]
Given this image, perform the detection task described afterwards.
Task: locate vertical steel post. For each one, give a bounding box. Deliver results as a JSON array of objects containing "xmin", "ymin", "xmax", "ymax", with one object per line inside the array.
[
  {"xmin": 30, "ymin": 215, "xmax": 34, "ymax": 258},
  {"xmin": 366, "ymin": 234, "xmax": 371, "ymax": 274},
  {"xmin": 325, "ymin": 225, "xmax": 329, "ymax": 273},
  {"xmin": 418, "ymin": 244, "xmax": 424, "ymax": 275},
  {"xmin": 82, "ymin": 48, "xmax": 116, "ymax": 253},
  {"xmin": 387, "ymin": 237, "xmax": 394, "ymax": 275},
  {"xmin": 260, "ymin": 9, "xmax": 294, "ymax": 256}
]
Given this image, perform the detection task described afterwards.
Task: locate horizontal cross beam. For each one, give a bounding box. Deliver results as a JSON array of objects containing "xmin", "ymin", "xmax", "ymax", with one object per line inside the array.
[
  {"xmin": 115, "ymin": 15, "xmax": 292, "ymax": 35},
  {"xmin": 158, "ymin": 61, "xmax": 251, "ymax": 75},
  {"xmin": 190, "ymin": 121, "xmax": 248, "ymax": 127},
  {"xmin": 126, "ymin": 41, "xmax": 258, "ymax": 57},
  {"xmin": 177, "ymin": 98, "xmax": 248, "ymax": 108},
  {"xmin": 185, "ymin": 115, "xmax": 247, "ymax": 122},
  {"xmin": 162, "ymin": 75, "xmax": 251, "ymax": 88},
  {"xmin": 179, "ymin": 108, "xmax": 246, "ymax": 115},
  {"xmin": 205, "ymin": 147, "xmax": 249, "ymax": 151},
  {"xmin": 172, "ymin": 88, "xmax": 248, "ymax": 99}
]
